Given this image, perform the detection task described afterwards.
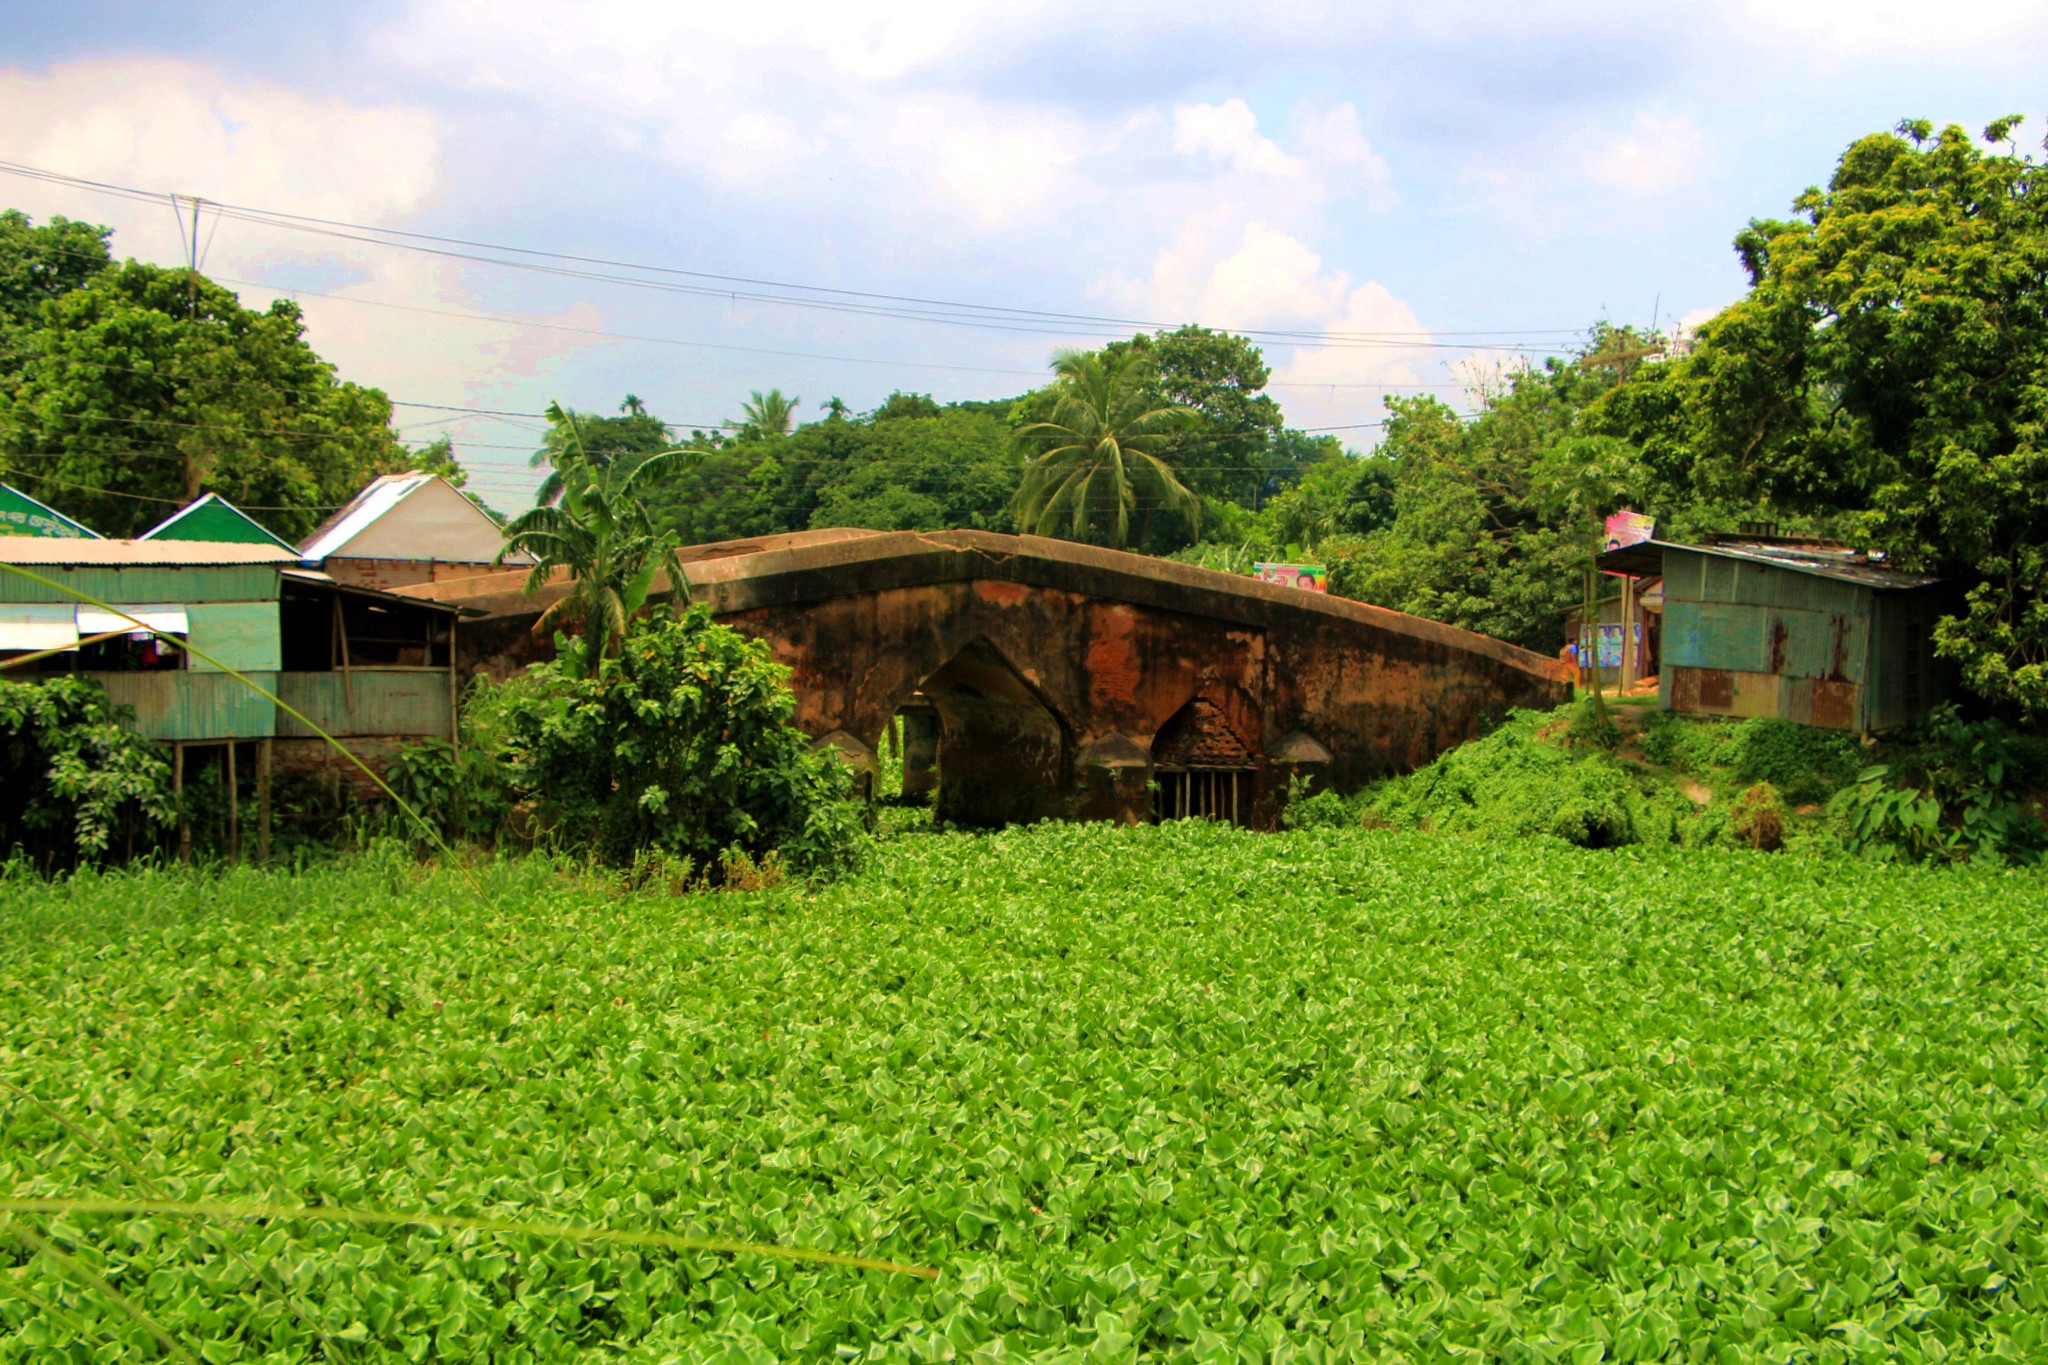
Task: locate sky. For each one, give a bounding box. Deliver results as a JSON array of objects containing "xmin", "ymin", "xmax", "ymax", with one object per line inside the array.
[{"xmin": 3, "ymin": 0, "xmax": 2045, "ymax": 512}]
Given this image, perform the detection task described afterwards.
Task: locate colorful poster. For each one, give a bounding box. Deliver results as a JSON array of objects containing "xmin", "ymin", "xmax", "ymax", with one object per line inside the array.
[
  {"xmin": 1579, "ymin": 624, "xmax": 1642, "ymax": 669},
  {"xmin": 1603, "ymin": 509, "xmax": 1656, "ymax": 552},
  {"xmin": 1253, "ymin": 563, "xmax": 1328, "ymax": 592}
]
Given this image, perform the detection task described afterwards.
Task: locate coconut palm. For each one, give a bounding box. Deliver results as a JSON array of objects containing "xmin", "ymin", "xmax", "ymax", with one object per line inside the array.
[
  {"xmin": 735, "ymin": 388, "xmax": 800, "ymax": 441},
  {"xmin": 499, "ymin": 406, "xmax": 694, "ymax": 676},
  {"xmin": 1012, "ymin": 349, "xmax": 1202, "ymax": 549}
]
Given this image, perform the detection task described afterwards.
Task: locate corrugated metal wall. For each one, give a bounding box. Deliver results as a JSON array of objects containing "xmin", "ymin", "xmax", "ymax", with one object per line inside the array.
[
  {"xmin": 276, "ymin": 670, "xmax": 452, "ymax": 739},
  {"xmin": 1659, "ymin": 548, "xmax": 1873, "ymax": 730},
  {"xmin": 187, "ymin": 602, "xmax": 282, "ymax": 672},
  {"xmin": 0, "ymin": 565, "xmax": 280, "ymax": 605},
  {"xmin": 89, "ymin": 672, "xmax": 279, "ymax": 741}
]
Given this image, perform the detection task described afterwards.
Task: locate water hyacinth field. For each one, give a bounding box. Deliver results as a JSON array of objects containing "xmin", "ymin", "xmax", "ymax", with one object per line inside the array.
[{"xmin": 3, "ymin": 823, "xmax": 2046, "ymax": 1361}]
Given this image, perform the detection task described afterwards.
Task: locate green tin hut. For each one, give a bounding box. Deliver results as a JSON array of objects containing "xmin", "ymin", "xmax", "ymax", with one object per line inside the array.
[
  {"xmin": 0, "ymin": 535, "xmax": 466, "ymax": 855},
  {"xmin": 1597, "ymin": 537, "xmax": 1956, "ymax": 733}
]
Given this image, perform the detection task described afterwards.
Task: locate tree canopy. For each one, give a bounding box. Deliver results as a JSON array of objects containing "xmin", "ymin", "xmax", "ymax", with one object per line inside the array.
[{"xmin": 0, "ymin": 250, "xmax": 421, "ymax": 540}]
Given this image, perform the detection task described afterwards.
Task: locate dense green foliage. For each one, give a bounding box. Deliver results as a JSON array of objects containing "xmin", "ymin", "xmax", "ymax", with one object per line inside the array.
[
  {"xmin": 0, "ymin": 260, "xmax": 413, "ymax": 540},
  {"xmin": 1596, "ymin": 119, "xmax": 2048, "ymax": 714},
  {"xmin": 494, "ymin": 606, "xmax": 863, "ymax": 876},
  {"xmin": 1012, "ymin": 348, "xmax": 1202, "ymax": 549},
  {"xmin": 0, "ymin": 674, "xmax": 174, "ymax": 868},
  {"xmin": 1832, "ymin": 706, "xmax": 2048, "ymax": 866},
  {"xmin": 0, "ymin": 211, "xmax": 111, "ymax": 383},
  {"xmin": 6, "ymin": 823, "xmax": 2048, "ymax": 1359}
]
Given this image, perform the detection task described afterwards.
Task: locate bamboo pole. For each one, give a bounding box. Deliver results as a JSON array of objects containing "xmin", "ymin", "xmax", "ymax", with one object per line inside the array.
[
  {"xmin": 225, "ymin": 741, "xmax": 239, "ymax": 863},
  {"xmin": 257, "ymin": 739, "xmax": 272, "ymax": 864},
  {"xmin": 173, "ymin": 742, "xmax": 188, "ymax": 864}
]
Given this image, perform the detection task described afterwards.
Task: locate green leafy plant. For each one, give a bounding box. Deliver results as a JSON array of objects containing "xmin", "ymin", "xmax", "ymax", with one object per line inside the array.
[
  {"xmin": 6, "ymin": 822, "xmax": 2048, "ymax": 1357},
  {"xmin": 0, "ymin": 675, "xmax": 174, "ymax": 868},
  {"xmin": 1833, "ymin": 707, "xmax": 2046, "ymax": 865},
  {"xmin": 501, "ymin": 605, "xmax": 865, "ymax": 877},
  {"xmin": 499, "ymin": 402, "xmax": 696, "ymax": 678}
]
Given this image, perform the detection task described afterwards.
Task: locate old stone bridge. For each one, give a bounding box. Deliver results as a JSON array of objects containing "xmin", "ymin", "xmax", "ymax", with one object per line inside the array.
[{"xmin": 410, "ymin": 529, "xmax": 1565, "ymax": 828}]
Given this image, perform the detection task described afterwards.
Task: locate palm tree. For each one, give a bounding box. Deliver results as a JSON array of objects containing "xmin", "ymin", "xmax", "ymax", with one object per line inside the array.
[
  {"xmin": 1012, "ymin": 349, "xmax": 1202, "ymax": 550},
  {"xmin": 499, "ymin": 407, "xmax": 693, "ymax": 676},
  {"xmin": 735, "ymin": 388, "xmax": 800, "ymax": 441}
]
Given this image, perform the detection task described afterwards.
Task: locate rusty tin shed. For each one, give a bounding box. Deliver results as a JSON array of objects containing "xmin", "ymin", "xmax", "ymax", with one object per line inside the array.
[{"xmin": 1596, "ymin": 538, "xmax": 1956, "ymax": 732}]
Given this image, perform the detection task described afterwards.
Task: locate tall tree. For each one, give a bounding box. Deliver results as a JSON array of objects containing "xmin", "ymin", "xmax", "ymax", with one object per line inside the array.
[
  {"xmin": 499, "ymin": 404, "xmax": 691, "ymax": 677},
  {"xmin": 0, "ymin": 261, "xmax": 409, "ymax": 539},
  {"xmin": 1595, "ymin": 119, "xmax": 2048, "ymax": 711},
  {"xmin": 1103, "ymin": 325, "xmax": 1283, "ymax": 501},
  {"xmin": 734, "ymin": 388, "xmax": 799, "ymax": 441},
  {"xmin": 1012, "ymin": 349, "xmax": 1201, "ymax": 549}
]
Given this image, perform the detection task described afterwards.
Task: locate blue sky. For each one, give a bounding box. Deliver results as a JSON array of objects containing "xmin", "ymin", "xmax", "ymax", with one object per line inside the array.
[{"xmin": 4, "ymin": 0, "xmax": 2045, "ymax": 511}]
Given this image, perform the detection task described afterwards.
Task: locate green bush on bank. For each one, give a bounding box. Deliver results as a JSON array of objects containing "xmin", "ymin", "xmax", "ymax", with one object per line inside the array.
[
  {"xmin": 0, "ymin": 674, "xmax": 174, "ymax": 869},
  {"xmin": 397, "ymin": 606, "xmax": 866, "ymax": 881}
]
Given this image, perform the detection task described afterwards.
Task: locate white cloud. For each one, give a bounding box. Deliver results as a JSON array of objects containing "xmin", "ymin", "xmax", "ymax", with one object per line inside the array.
[
  {"xmin": 0, "ymin": 57, "xmax": 437, "ymax": 228},
  {"xmin": 1583, "ymin": 113, "xmax": 1704, "ymax": 194},
  {"xmin": 1727, "ymin": 0, "xmax": 2048, "ymax": 65},
  {"xmin": 1172, "ymin": 99, "xmax": 1306, "ymax": 178},
  {"xmin": 1293, "ymin": 102, "xmax": 1394, "ymax": 207}
]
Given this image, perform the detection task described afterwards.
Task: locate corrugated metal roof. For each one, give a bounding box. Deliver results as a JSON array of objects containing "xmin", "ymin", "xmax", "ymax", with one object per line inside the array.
[
  {"xmin": 297, "ymin": 472, "xmax": 434, "ymax": 561},
  {"xmin": 1597, "ymin": 539, "xmax": 1943, "ymax": 590},
  {"xmin": 0, "ymin": 536, "xmax": 300, "ymax": 566},
  {"xmin": 280, "ymin": 566, "xmax": 467, "ymax": 615}
]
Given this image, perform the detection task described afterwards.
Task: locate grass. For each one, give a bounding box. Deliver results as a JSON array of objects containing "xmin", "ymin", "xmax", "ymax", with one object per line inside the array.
[{"xmin": 3, "ymin": 824, "xmax": 2047, "ymax": 1360}]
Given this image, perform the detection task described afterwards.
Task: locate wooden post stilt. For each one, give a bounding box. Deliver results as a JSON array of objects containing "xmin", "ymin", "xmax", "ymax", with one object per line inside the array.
[
  {"xmin": 173, "ymin": 742, "xmax": 188, "ymax": 864},
  {"xmin": 257, "ymin": 738, "xmax": 272, "ymax": 864},
  {"xmin": 225, "ymin": 740, "xmax": 239, "ymax": 863}
]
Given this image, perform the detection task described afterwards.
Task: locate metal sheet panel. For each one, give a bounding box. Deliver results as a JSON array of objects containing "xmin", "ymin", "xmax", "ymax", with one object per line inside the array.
[
  {"xmin": 186, "ymin": 601, "xmax": 281, "ymax": 672},
  {"xmin": 76, "ymin": 604, "xmax": 188, "ymax": 637},
  {"xmin": 1669, "ymin": 666, "xmax": 1785, "ymax": 719},
  {"xmin": 0, "ymin": 564, "xmax": 280, "ymax": 606},
  {"xmin": 0, "ymin": 603, "xmax": 79, "ymax": 650},
  {"xmin": 1784, "ymin": 676, "xmax": 1860, "ymax": 729},
  {"xmin": 276, "ymin": 669, "xmax": 452, "ymax": 738},
  {"xmin": 88, "ymin": 671, "xmax": 278, "ymax": 741},
  {"xmin": 1666, "ymin": 601, "xmax": 1770, "ymax": 672}
]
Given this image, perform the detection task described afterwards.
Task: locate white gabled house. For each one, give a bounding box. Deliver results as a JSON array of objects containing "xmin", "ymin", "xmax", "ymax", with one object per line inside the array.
[{"xmin": 299, "ymin": 473, "xmax": 529, "ymax": 590}]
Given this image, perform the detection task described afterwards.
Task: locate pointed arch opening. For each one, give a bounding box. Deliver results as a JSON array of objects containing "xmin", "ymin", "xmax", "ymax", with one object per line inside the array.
[
  {"xmin": 1150, "ymin": 690, "xmax": 1258, "ymax": 825},
  {"xmin": 908, "ymin": 637, "xmax": 1068, "ymax": 827}
]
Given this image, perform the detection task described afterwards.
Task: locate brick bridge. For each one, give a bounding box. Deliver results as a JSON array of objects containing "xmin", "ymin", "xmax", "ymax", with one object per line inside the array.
[{"xmin": 414, "ymin": 529, "xmax": 1565, "ymax": 828}]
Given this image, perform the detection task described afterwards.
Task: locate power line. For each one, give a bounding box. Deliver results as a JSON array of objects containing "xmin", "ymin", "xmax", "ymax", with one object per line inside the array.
[{"xmin": 0, "ymin": 160, "xmax": 1581, "ymax": 353}]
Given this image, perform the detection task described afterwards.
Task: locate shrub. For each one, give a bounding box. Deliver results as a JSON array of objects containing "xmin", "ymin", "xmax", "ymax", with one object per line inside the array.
[
  {"xmin": 1727, "ymin": 718, "xmax": 1863, "ymax": 804},
  {"xmin": 1364, "ymin": 709, "xmax": 1671, "ymax": 848},
  {"xmin": 501, "ymin": 606, "xmax": 865, "ymax": 878},
  {"xmin": 1637, "ymin": 710, "xmax": 1736, "ymax": 773},
  {"xmin": 1728, "ymin": 781, "xmax": 1786, "ymax": 851},
  {"xmin": 0, "ymin": 675, "xmax": 174, "ymax": 868},
  {"xmin": 1834, "ymin": 706, "xmax": 2048, "ymax": 865}
]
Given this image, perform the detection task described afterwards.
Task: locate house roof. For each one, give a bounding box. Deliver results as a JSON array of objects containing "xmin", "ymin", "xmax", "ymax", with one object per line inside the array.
[
  {"xmin": 140, "ymin": 493, "xmax": 301, "ymax": 554},
  {"xmin": 0, "ymin": 483, "xmax": 100, "ymax": 539},
  {"xmin": 0, "ymin": 536, "xmax": 301, "ymax": 567},
  {"xmin": 1596, "ymin": 538, "xmax": 1943, "ymax": 590},
  {"xmin": 298, "ymin": 472, "xmax": 520, "ymax": 563},
  {"xmin": 281, "ymin": 567, "xmax": 470, "ymax": 615},
  {"xmin": 298, "ymin": 473, "xmax": 432, "ymax": 560}
]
